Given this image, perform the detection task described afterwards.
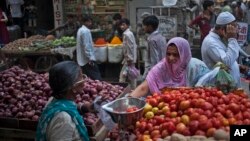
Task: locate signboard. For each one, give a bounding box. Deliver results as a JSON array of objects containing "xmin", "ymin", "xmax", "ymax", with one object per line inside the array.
[
  {"xmin": 237, "ymin": 22, "xmax": 248, "ymax": 46},
  {"xmin": 157, "ymin": 16, "xmax": 177, "ymax": 39},
  {"xmin": 53, "ymin": 0, "xmax": 64, "ymax": 36}
]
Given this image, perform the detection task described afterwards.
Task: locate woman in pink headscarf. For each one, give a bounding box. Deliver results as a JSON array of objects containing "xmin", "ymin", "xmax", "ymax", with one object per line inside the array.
[{"xmin": 130, "ymin": 37, "xmax": 209, "ymax": 97}]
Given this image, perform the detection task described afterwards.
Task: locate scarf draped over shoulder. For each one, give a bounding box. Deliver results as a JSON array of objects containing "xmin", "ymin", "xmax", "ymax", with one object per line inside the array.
[{"xmin": 36, "ymin": 99, "xmax": 89, "ymax": 141}]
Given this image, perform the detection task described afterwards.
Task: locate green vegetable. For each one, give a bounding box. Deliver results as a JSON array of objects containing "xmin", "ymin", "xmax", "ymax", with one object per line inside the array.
[{"xmin": 51, "ymin": 36, "xmax": 76, "ymax": 48}]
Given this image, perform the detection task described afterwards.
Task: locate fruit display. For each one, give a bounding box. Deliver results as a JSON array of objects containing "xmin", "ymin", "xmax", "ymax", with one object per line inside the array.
[
  {"xmin": 0, "ymin": 66, "xmax": 125, "ymax": 126},
  {"xmin": 135, "ymin": 87, "xmax": 250, "ymax": 141}
]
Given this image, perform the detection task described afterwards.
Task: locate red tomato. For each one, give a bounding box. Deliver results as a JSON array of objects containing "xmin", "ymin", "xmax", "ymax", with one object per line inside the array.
[
  {"xmin": 150, "ymin": 130, "xmax": 160, "ymax": 139},
  {"xmin": 146, "ymin": 123, "xmax": 153, "ymax": 131},
  {"xmin": 154, "ymin": 116, "xmax": 165, "ymax": 124},
  {"xmin": 161, "ymin": 130, "xmax": 169, "ymax": 138},
  {"xmin": 148, "ymin": 99, "xmax": 158, "ymax": 107},
  {"xmin": 126, "ymin": 106, "xmax": 138, "ymax": 112},
  {"xmin": 126, "ymin": 108, "xmax": 134, "ymax": 112}
]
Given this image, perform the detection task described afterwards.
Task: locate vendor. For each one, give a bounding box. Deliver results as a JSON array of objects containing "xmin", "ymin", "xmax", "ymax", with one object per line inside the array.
[
  {"xmin": 36, "ymin": 61, "xmax": 89, "ymax": 141},
  {"xmin": 130, "ymin": 37, "xmax": 210, "ymax": 98},
  {"xmin": 107, "ymin": 13, "xmax": 123, "ymax": 42},
  {"xmin": 49, "ymin": 14, "xmax": 80, "ymax": 38}
]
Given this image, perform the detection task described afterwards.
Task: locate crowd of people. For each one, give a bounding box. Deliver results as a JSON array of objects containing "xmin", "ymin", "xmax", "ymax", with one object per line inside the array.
[{"xmin": 35, "ymin": 2, "xmax": 250, "ymax": 140}]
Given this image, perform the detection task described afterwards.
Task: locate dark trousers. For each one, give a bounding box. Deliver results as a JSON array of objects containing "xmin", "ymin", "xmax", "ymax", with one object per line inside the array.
[
  {"xmin": 81, "ymin": 62, "xmax": 102, "ymax": 80},
  {"xmin": 13, "ymin": 18, "xmax": 24, "ymax": 34}
]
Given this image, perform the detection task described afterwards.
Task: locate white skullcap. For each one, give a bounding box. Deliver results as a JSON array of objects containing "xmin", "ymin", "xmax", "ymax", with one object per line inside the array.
[
  {"xmin": 216, "ymin": 12, "xmax": 236, "ymax": 25},
  {"xmin": 141, "ymin": 12, "xmax": 151, "ymax": 18},
  {"xmin": 232, "ymin": 1, "xmax": 237, "ymax": 6}
]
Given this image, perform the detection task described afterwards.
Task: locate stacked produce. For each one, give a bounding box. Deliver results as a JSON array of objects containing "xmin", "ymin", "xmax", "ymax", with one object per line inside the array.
[
  {"xmin": 3, "ymin": 35, "xmax": 46, "ymax": 51},
  {"xmin": 0, "ymin": 66, "xmax": 125, "ymax": 126},
  {"xmin": 110, "ymin": 36, "xmax": 122, "ymax": 45},
  {"xmin": 94, "ymin": 38, "xmax": 107, "ymax": 47},
  {"xmin": 135, "ymin": 87, "xmax": 250, "ymax": 141},
  {"xmin": 109, "ymin": 36, "xmax": 122, "ymax": 48},
  {"xmin": 0, "ymin": 66, "xmax": 51, "ymax": 120},
  {"xmin": 51, "ymin": 36, "xmax": 76, "ymax": 48},
  {"xmin": 2, "ymin": 35, "xmax": 76, "ymax": 52},
  {"xmin": 74, "ymin": 79, "xmax": 124, "ymax": 125},
  {"xmin": 74, "ymin": 78, "xmax": 124, "ymax": 105}
]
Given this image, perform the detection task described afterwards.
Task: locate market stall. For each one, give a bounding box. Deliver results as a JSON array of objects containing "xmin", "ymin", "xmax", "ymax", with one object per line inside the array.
[
  {"xmin": 103, "ymin": 87, "xmax": 250, "ymax": 141},
  {"xmin": 0, "ymin": 66, "xmax": 130, "ymax": 141},
  {"xmin": 0, "ymin": 35, "xmax": 76, "ymax": 72},
  {"xmin": 0, "ymin": 33, "xmax": 125, "ymax": 82},
  {"xmin": 1, "ymin": 63, "xmax": 250, "ymax": 141}
]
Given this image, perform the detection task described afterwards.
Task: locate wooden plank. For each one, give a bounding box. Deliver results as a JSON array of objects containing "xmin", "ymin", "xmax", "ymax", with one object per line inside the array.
[
  {"xmin": 90, "ymin": 126, "xmax": 108, "ymax": 141},
  {"xmin": 18, "ymin": 119, "xmax": 37, "ymax": 131},
  {"xmin": 0, "ymin": 128, "xmax": 35, "ymax": 140},
  {"xmin": 0, "ymin": 118, "xmax": 19, "ymax": 129},
  {"xmin": 86, "ymin": 118, "xmax": 103, "ymax": 136},
  {"xmin": 0, "ymin": 49, "xmax": 52, "ymax": 56}
]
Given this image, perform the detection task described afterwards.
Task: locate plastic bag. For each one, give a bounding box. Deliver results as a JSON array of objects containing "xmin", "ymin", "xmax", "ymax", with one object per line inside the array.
[
  {"xmin": 215, "ymin": 69, "xmax": 237, "ymax": 94},
  {"xmin": 195, "ymin": 67, "xmax": 220, "ymax": 87},
  {"xmin": 127, "ymin": 65, "xmax": 140, "ymax": 80},
  {"xmin": 195, "ymin": 62, "xmax": 237, "ymax": 93},
  {"xmin": 93, "ymin": 96, "xmax": 116, "ymax": 131}
]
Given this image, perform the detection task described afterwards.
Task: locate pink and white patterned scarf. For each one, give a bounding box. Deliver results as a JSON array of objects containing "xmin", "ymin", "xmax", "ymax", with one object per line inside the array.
[{"xmin": 146, "ymin": 37, "xmax": 192, "ymax": 93}]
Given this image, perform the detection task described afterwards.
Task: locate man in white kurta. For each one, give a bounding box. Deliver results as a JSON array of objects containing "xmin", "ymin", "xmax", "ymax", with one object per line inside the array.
[
  {"xmin": 201, "ymin": 12, "xmax": 241, "ymax": 87},
  {"xmin": 76, "ymin": 16, "xmax": 102, "ymax": 80}
]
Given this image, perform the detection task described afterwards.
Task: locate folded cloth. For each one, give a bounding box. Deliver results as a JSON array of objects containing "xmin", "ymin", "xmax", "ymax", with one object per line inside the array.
[{"xmin": 51, "ymin": 47, "xmax": 76, "ymax": 59}]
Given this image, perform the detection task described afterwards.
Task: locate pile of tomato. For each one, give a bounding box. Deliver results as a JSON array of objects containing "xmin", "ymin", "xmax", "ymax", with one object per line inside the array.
[
  {"xmin": 135, "ymin": 87, "xmax": 250, "ymax": 141},
  {"xmin": 126, "ymin": 106, "xmax": 139, "ymax": 112}
]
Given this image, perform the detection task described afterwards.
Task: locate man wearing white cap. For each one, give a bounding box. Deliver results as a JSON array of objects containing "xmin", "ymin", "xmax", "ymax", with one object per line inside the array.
[{"xmin": 201, "ymin": 11, "xmax": 241, "ymax": 87}]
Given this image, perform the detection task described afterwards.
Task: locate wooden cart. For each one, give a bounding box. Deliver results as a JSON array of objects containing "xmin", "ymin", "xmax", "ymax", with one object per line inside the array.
[{"xmin": 0, "ymin": 48, "xmax": 72, "ymax": 73}]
